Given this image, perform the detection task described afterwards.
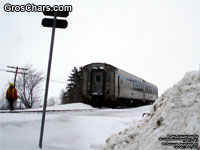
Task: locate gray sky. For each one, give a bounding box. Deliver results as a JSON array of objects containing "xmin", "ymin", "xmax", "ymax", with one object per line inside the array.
[{"xmin": 0, "ymin": 0, "xmax": 200, "ymax": 99}]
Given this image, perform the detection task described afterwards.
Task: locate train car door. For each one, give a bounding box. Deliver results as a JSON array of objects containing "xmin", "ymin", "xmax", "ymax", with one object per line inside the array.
[
  {"xmin": 91, "ymin": 70, "xmax": 104, "ymax": 95},
  {"xmin": 118, "ymin": 75, "xmax": 120, "ymax": 96}
]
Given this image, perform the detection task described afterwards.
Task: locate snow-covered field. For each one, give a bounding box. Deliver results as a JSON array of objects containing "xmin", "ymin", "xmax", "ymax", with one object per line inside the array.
[{"xmin": 0, "ymin": 103, "xmax": 150, "ymax": 150}]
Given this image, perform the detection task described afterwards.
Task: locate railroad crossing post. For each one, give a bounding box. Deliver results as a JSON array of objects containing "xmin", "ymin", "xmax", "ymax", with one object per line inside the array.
[
  {"xmin": 39, "ymin": 12, "xmax": 57, "ymax": 149},
  {"xmin": 39, "ymin": 9, "xmax": 69, "ymax": 149}
]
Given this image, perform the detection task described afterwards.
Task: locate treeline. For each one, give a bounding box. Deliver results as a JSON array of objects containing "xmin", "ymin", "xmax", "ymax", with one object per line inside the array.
[{"xmin": 60, "ymin": 66, "xmax": 83, "ymax": 104}]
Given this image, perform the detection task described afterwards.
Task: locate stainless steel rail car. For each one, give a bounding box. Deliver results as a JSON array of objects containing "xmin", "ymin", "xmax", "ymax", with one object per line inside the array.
[{"xmin": 82, "ymin": 63, "xmax": 158, "ymax": 107}]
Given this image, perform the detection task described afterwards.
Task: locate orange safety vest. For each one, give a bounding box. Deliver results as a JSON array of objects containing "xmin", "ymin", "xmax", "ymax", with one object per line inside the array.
[{"xmin": 6, "ymin": 88, "xmax": 18, "ymax": 100}]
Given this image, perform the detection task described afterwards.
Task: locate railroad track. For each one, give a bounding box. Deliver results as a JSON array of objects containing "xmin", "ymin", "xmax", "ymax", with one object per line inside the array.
[{"xmin": 0, "ymin": 109, "xmax": 98, "ymax": 113}]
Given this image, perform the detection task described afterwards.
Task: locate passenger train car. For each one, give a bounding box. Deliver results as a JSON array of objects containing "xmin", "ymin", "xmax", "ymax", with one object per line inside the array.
[{"xmin": 82, "ymin": 63, "xmax": 158, "ymax": 107}]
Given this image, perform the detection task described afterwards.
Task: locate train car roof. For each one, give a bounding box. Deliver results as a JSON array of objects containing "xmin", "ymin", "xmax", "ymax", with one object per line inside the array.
[
  {"xmin": 83, "ymin": 62, "xmax": 116, "ymax": 69},
  {"xmin": 83, "ymin": 62, "xmax": 158, "ymax": 89}
]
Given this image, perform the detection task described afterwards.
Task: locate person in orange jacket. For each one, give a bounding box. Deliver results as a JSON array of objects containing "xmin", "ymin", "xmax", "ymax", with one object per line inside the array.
[{"xmin": 6, "ymin": 82, "xmax": 18, "ymax": 110}]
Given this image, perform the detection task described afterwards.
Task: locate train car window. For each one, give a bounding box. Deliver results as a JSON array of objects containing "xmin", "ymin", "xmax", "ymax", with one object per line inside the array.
[
  {"xmin": 96, "ymin": 75, "xmax": 101, "ymax": 82},
  {"xmin": 142, "ymin": 85, "xmax": 144, "ymax": 92},
  {"xmin": 140, "ymin": 86, "xmax": 143, "ymax": 92},
  {"xmin": 135, "ymin": 84, "xmax": 138, "ymax": 90},
  {"xmin": 132, "ymin": 84, "xmax": 134, "ymax": 90},
  {"xmin": 137, "ymin": 85, "xmax": 140, "ymax": 91}
]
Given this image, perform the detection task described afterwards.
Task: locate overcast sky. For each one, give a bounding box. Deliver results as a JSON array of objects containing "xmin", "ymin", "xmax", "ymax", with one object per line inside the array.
[{"xmin": 0, "ymin": 0, "xmax": 200, "ymax": 100}]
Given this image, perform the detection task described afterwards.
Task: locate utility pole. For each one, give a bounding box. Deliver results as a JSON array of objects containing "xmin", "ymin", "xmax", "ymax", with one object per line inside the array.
[
  {"xmin": 5, "ymin": 66, "xmax": 28, "ymax": 109},
  {"xmin": 6, "ymin": 66, "xmax": 28, "ymax": 87}
]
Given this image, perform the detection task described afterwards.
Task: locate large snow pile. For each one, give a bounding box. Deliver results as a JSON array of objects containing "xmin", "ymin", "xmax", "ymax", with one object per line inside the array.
[{"xmin": 104, "ymin": 71, "xmax": 200, "ymax": 150}]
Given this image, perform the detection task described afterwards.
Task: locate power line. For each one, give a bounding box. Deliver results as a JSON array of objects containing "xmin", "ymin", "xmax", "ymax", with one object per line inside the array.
[
  {"xmin": 0, "ymin": 68, "xmax": 7, "ymax": 72},
  {"xmin": 50, "ymin": 79, "xmax": 66, "ymax": 84},
  {"xmin": 7, "ymin": 66, "xmax": 28, "ymax": 71},
  {"xmin": 0, "ymin": 68, "xmax": 27, "ymax": 75},
  {"xmin": 49, "ymin": 75, "xmax": 67, "ymax": 81},
  {"xmin": 1, "ymin": 67, "xmax": 67, "ymax": 84}
]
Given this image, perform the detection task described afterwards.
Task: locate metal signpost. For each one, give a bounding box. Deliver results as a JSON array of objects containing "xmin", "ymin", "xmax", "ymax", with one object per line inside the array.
[{"xmin": 39, "ymin": 10, "xmax": 69, "ymax": 149}]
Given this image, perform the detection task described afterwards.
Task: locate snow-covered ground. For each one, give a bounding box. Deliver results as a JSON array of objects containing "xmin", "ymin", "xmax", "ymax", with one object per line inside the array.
[
  {"xmin": 104, "ymin": 70, "xmax": 200, "ymax": 150},
  {"xmin": 0, "ymin": 103, "xmax": 151, "ymax": 150},
  {"xmin": 1, "ymin": 70, "xmax": 200, "ymax": 150}
]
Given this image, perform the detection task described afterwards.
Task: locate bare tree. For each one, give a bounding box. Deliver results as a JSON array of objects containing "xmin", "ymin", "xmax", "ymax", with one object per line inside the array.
[
  {"xmin": 16, "ymin": 64, "xmax": 44, "ymax": 108},
  {"xmin": 0, "ymin": 89, "xmax": 8, "ymax": 110}
]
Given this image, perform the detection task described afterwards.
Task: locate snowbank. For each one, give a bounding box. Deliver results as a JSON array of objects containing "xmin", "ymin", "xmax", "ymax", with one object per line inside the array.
[
  {"xmin": 104, "ymin": 71, "xmax": 200, "ymax": 150},
  {"xmin": 20, "ymin": 103, "xmax": 96, "ymax": 111},
  {"xmin": 45, "ymin": 103, "xmax": 96, "ymax": 110}
]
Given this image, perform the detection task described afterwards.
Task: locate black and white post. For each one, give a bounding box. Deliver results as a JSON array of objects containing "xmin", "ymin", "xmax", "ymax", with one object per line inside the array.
[
  {"xmin": 39, "ymin": 12, "xmax": 57, "ymax": 149},
  {"xmin": 39, "ymin": 10, "xmax": 69, "ymax": 149}
]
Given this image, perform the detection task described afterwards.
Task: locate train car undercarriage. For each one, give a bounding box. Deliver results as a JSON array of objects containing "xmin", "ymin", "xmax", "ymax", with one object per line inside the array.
[{"xmin": 84, "ymin": 96, "xmax": 154, "ymax": 108}]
